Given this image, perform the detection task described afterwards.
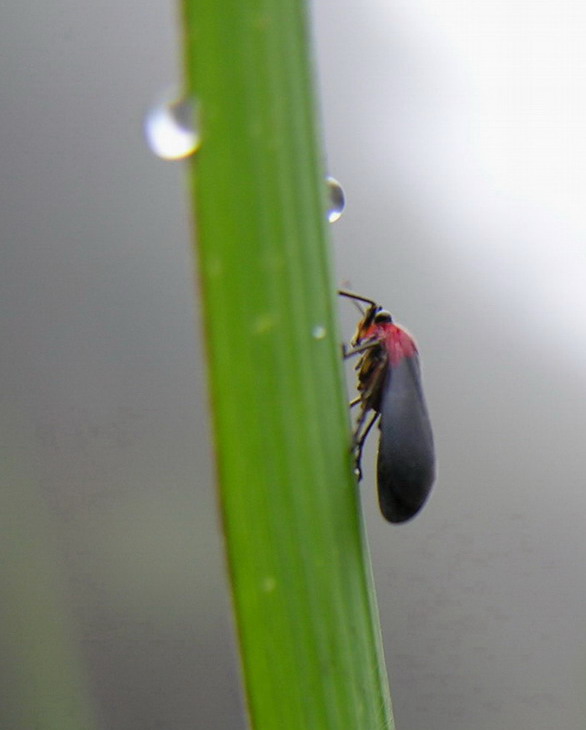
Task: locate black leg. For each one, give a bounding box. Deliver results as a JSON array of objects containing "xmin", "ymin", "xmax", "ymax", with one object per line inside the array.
[{"xmin": 352, "ymin": 409, "xmax": 379, "ymax": 481}]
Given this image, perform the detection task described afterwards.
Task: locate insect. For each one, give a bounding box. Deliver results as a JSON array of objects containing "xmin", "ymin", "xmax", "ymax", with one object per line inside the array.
[{"xmin": 340, "ymin": 290, "xmax": 435, "ymax": 523}]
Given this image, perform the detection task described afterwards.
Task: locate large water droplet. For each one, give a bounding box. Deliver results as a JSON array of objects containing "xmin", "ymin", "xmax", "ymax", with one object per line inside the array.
[
  {"xmin": 144, "ymin": 89, "xmax": 200, "ymax": 160},
  {"xmin": 326, "ymin": 176, "xmax": 345, "ymax": 223}
]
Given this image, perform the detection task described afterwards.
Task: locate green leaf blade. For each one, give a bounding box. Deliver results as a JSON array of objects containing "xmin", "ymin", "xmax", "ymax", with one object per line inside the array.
[{"xmin": 182, "ymin": 0, "xmax": 395, "ymax": 727}]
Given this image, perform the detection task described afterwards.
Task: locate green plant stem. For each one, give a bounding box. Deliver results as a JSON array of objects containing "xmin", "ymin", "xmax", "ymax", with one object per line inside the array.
[
  {"xmin": 0, "ymin": 420, "xmax": 98, "ymax": 730},
  {"xmin": 181, "ymin": 0, "xmax": 395, "ymax": 727}
]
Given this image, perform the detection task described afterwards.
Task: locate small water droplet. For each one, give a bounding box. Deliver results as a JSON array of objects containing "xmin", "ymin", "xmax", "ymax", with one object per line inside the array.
[
  {"xmin": 261, "ymin": 576, "xmax": 276, "ymax": 593},
  {"xmin": 312, "ymin": 325, "xmax": 327, "ymax": 340},
  {"xmin": 326, "ymin": 176, "xmax": 345, "ymax": 223},
  {"xmin": 144, "ymin": 89, "xmax": 200, "ymax": 160},
  {"xmin": 252, "ymin": 313, "xmax": 276, "ymax": 335}
]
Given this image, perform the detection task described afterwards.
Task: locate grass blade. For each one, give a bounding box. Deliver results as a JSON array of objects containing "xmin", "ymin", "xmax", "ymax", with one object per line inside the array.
[{"xmin": 181, "ymin": 0, "xmax": 395, "ymax": 727}]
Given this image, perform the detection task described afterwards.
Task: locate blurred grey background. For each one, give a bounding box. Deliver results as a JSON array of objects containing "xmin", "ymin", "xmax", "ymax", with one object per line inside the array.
[{"xmin": 2, "ymin": 1, "xmax": 586, "ymax": 728}]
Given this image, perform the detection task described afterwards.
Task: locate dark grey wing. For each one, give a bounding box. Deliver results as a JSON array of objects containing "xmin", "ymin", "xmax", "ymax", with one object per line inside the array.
[{"xmin": 376, "ymin": 353, "xmax": 435, "ymax": 523}]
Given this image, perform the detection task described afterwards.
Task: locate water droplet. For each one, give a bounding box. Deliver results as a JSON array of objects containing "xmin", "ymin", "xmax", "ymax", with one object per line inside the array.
[
  {"xmin": 261, "ymin": 576, "xmax": 276, "ymax": 593},
  {"xmin": 326, "ymin": 176, "xmax": 345, "ymax": 223},
  {"xmin": 312, "ymin": 325, "xmax": 327, "ymax": 340},
  {"xmin": 144, "ymin": 89, "xmax": 200, "ymax": 160},
  {"xmin": 252, "ymin": 313, "xmax": 276, "ymax": 335}
]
